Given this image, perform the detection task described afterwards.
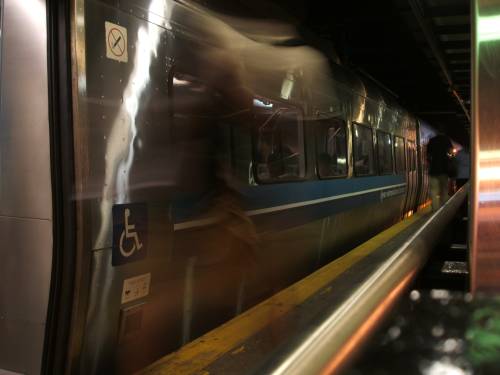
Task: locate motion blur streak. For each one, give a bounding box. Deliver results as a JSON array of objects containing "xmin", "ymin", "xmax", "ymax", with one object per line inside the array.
[
  {"xmin": 92, "ymin": 0, "xmax": 333, "ymax": 248},
  {"xmin": 95, "ymin": 0, "xmax": 171, "ymax": 247},
  {"xmin": 320, "ymin": 271, "xmax": 415, "ymax": 375},
  {"xmin": 477, "ymin": 14, "xmax": 500, "ymax": 42}
]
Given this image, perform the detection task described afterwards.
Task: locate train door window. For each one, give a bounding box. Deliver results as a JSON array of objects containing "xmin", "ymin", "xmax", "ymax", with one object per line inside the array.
[
  {"xmin": 353, "ymin": 123, "xmax": 375, "ymax": 176},
  {"xmin": 394, "ymin": 136, "xmax": 406, "ymax": 174},
  {"xmin": 253, "ymin": 97, "xmax": 306, "ymax": 182},
  {"xmin": 316, "ymin": 118, "xmax": 348, "ymax": 178},
  {"xmin": 376, "ymin": 130, "xmax": 393, "ymax": 175}
]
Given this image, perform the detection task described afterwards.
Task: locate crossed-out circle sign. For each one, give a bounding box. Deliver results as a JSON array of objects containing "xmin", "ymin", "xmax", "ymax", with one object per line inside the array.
[
  {"xmin": 105, "ymin": 21, "xmax": 128, "ymax": 63},
  {"xmin": 108, "ymin": 27, "xmax": 125, "ymax": 57}
]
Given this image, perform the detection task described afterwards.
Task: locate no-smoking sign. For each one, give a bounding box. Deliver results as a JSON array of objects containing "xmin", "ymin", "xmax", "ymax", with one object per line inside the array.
[{"xmin": 105, "ymin": 21, "xmax": 128, "ymax": 63}]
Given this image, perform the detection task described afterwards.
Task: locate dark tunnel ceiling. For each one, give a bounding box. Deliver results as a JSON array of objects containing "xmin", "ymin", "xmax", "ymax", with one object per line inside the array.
[{"xmin": 201, "ymin": 0, "xmax": 470, "ymax": 145}]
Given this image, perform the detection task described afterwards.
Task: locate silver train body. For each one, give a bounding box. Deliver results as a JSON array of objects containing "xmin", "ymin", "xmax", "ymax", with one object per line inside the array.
[{"xmin": 0, "ymin": 0, "xmax": 434, "ymax": 374}]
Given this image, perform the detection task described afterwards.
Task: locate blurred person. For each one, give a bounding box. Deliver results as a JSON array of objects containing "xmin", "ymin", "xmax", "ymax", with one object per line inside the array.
[{"xmin": 427, "ymin": 130, "xmax": 453, "ymax": 211}]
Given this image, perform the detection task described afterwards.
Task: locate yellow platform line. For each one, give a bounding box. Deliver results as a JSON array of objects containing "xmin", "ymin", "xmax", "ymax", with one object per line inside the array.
[{"xmin": 138, "ymin": 208, "xmax": 430, "ymax": 375}]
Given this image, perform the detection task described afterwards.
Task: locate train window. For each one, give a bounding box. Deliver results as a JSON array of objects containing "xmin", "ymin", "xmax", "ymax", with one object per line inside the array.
[
  {"xmin": 353, "ymin": 123, "xmax": 375, "ymax": 176},
  {"xmin": 376, "ymin": 130, "xmax": 393, "ymax": 175},
  {"xmin": 253, "ymin": 98, "xmax": 306, "ymax": 182},
  {"xmin": 394, "ymin": 136, "xmax": 406, "ymax": 174},
  {"xmin": 316, "ymin": 118, "xmax": 348, "ymax": 178}
]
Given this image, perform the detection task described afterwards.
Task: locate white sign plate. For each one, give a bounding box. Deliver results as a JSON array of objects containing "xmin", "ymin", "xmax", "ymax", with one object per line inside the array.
[
  {"xmin": 121, "ymin": 273, "xmax": 151, "ymax": 304},
  {"xmin": 105, "ymin": 21, "xmax": 128, "ymax": 63}
]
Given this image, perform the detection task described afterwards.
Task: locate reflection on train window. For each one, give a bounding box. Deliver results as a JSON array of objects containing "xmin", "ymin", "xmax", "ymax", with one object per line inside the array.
[
  {"xmin": 394, "ymin": 136, "xmax": 406, "ymax": 174},
  {"xmin": 353, "ymin": 123, "xmax": 375, "ymax": 176},
  {"xmin": 316, "ymin": 118, "xmax": 347, "ymax": 178},
  {"xmin": 376, "ymin": 131, "xmax": 393, "ymax": 175},
  {"xmin": 253, "ymin": 98, "xmax": 305, "ymax": 182},
  {"xmin": 407, "ymin": 140, "xmax": 417, "ymax": 171}
]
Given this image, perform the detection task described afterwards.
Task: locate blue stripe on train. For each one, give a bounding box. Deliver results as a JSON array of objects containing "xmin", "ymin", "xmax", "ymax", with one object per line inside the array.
[
  {"xmin": 252, "ymin": 189, "xmax": 383, "ymax": 233},
  {"xmin": 172, "ymin": 175, "xmax": 406, "ymax": 224},
  {"xmin": 241, "ymin": 175, "xmax": 405, "ymax": 210}
]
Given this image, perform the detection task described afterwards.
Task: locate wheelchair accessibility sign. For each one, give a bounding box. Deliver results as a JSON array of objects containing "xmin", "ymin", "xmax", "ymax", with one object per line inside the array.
[{"xmin": 112, "ymin": 203, "xmax": 148, "ymax": 266}]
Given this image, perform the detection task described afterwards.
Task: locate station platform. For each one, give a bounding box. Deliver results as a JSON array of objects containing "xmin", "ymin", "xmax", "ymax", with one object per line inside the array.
[{"xmin": 139, "ymin": 186, "xmax": 469, "ymax": 375}]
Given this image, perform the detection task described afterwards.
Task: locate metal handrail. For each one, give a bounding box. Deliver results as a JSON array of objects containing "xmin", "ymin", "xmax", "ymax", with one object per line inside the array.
[{"xmin": 269, "ymin": 184, "xmax": 468, "ymax": 375}]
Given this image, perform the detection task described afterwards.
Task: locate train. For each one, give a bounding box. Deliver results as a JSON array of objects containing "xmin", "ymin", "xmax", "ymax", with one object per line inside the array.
[{"xmin": 0, "ymin": 0, "xmax": 446, "ymax": 374}]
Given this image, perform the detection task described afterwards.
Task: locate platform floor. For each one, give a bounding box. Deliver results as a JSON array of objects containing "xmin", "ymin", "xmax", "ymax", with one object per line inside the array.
[{"xmin": 139, "ymin": 208, "xmax": 432, "ymax": 375}]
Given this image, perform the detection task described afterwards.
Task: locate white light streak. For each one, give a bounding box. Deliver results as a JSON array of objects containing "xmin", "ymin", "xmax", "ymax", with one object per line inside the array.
[
  {"xmin": 478, "ymin": 167, "xmax": 500, "ymax": 181},
  {"xmin": 95, "ymin": 0, "xmax": 172, "ymax": 247},
  {"xmin": 253, "ymin": 98, "xmax": 273, "ymax": 108}
]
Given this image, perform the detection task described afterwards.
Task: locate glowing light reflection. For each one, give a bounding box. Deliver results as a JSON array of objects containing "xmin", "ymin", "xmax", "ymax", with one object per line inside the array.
[
  {"xmin": 173, "ymin": 77, "xmax": 190, "ymax": 86},
  {"xmin": 18, "ymin": 0, "xmax": 46, "ymax": 30},
  {"xmin": 319, "ymin": 272, "xmax": 415, "ymax": 375},
  {"xmin": 422, "ymin": 360, "xmax": 469, "ymax": 375},
  {"xmin": 280, "ymin": 71, "xmax": 295, "ymax": 100},
  {"xmin": 478, "ymin": 167, "xmax": 500, "ymax": 181},
  {"xmin": 479, "ymin": 150, "xmax": 500, "ymax": 161},
  {"xmin": 253, "ymin": 98, "xmax": 273, "ymax": 109},
  {"xmin": 479, "ymin": 192, "xmax": 500, "ymax": 202},
  {"xmin": 478, "ymin": 14, "xmax": 500, "ymax": 42}
]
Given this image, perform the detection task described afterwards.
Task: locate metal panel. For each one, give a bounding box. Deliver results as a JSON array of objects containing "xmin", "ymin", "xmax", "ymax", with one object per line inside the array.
[
  {"xmin": 69, "ymin": 0, "xmax": 179, "ymax": 372},
  {"xmin": 79, "ymin": 246, "xmax": 182, "ymax": 374},
  {"xmin": 0, "ymin": 217, "xmax": 53, "ymax": 322},
  {"xmin": 470, "ymin": 0, "xmax": 500, "ymax": 292},
  {"xmin": 0, "ymin": 0, "xmax": 53, "ymax": 374},
  {"xmin": 76, "ymin": 0, "xmax": 173, "ymax": 251},
  {"xmin": 0, "ymin": 217, "xmax": 52, "ymax": 374},
  {"xmin": 0, "ymin": 320, "xmax": 46, "ymax": 375},
  {"xmin": 0, "ymin": 0, "xmax": 52, "ymax": 220}
]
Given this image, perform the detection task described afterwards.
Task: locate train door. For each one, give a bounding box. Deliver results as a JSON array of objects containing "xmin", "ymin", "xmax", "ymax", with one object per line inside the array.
[
  {"xmin": 64, "ymin": 2, "xmax": 183, "ymax": 374},
  {"xmin": 420, "ymin": 143, "xmax": 430, "ymax": 206},
  {"xmin": 402, "ymin": 140, "xmax": 411, "ymax": 216},
  {"xmin": 401, "ymin": 138, "xmax": 417, "ymax": 216},
  {"xmin": 408, "ymin": 141, "xmax": 418, "ymax": 212},
  {"xmin": 414, "ymin": 122, "xmax": 425, "ymax": 210},
  {"xmin": 407, "ymin": 140, "xmax": 418, "ymax": 213},
  {"xmin": 416, "ymin": 124, "xmax": 431, "ymax": 209},
  {"xmin": 394, "ymin": 135, "xmax": 406, "ymax": 217}
]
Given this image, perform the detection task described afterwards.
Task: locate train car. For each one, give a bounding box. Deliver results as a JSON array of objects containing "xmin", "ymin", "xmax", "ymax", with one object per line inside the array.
[{"xmin": 0, "ymin": 1, "xmax": 437, "ymax": 374}]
